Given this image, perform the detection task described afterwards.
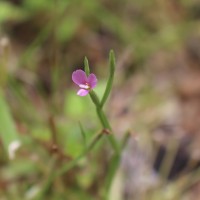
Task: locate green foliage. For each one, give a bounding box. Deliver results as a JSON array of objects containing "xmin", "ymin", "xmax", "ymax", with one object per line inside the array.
[
  {"xmin": 65, "ymin": 91, "xmax": 90, "ymax": 117},
  {"xmin": 0, "ymin": 90, "xmax": 20, "ymax": 158},
  {"xmin": 84, "ymin": 57, "xmax": 90, "ymax": 76},
  {"xmin": 23, "ymin": 0, "xmax": 52, "ymax": 11},
  {"xmin": 100, "ymin": 50, "xmax": 115, "ymax": 108},
  {"xmin": 0, "ymin": 0, "xmax": 199, "ymax": 199},
  {"xmin": 104, "ymin": 153, "xmax": 121, "ymax": 198},
  {"xmin": 0, "ymin": 2, "xmax": 26, "ymax": 24},
  {"xmin": 56, "ymin": 16, "xmax": 81, "ymax": 42},
  {"xmin": 79, "ymin": 122, "xmax": 87, "ymax": 148}
]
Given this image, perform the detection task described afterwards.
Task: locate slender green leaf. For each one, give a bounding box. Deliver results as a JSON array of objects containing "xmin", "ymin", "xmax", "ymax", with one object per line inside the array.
[
  {"xmin": 79, "ymin": 121, "xmax": 87, "ymax": 148},
  {"xmin": 0, "ymin": 90, "xmax": 20, "ymax": 159},
  {"xmin": 84, "ymin": 57, "xmax": 90, "ymax": 76},
  {"xmin": 100, "ymin": 50, "xmax": 116, "ymax": 108},
  {"xmin": 121, "ymin": 131, "xmax": 131, "ymax": 150}
]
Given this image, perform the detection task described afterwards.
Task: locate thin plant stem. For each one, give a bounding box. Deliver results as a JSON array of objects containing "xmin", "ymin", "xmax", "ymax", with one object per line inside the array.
[
  {"xmin": 56, "ymin": 131, "xmax": 104, "ymax": 177},
  {"xmin": 90, "ymin": 91, "xmax": 119, "ymax": 153}
]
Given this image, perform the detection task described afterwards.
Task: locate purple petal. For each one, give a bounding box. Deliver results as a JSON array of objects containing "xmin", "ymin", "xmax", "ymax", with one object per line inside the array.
[
  {"xmin": 87, "ymin": 73, "xmax": 97, "ymax": 89},
  {"xmin": 72, "ymin": 70, "xmax": 87, "ymax": 85},
  {"xmin": 77, "ymin": 89, "xmax": 89, "ymax": 96}
]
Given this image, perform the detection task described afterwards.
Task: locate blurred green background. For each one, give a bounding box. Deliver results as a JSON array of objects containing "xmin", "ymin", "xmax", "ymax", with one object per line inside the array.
[{"xmin": 1, "ymin": 0, "xmax": 200, "ymax": 199}]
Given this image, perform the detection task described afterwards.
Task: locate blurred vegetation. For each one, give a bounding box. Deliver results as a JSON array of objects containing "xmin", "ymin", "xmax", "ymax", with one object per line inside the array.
[{"xmin": 0, "ymin": 0, "xmax": 200, "ymax": 199}]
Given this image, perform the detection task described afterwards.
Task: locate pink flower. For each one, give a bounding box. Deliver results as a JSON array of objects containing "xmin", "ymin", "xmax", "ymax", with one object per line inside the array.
[{"xmin": 72, "ymin": 69, "xmax": 97, "ymax": 96}]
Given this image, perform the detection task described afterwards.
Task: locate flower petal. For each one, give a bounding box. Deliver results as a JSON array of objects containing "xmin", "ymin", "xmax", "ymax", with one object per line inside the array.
[
  {"xmin": 72, "ymin": 70, "xmax": 87, "ymax": 85},
  {"xmin": 87, "ymin": 73, "xmax": 97, "ymax": 89},
  {"xmin": 77, "ymin": 89, "xmax": 89, "ymax": 96},
  {"xmin": 79, "ymin": 84, "xmax": 90, "ymax": 89}
]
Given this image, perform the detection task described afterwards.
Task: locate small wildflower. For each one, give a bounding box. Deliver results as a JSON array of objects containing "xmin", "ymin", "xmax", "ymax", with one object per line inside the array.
[{"xmin": 72, "ymin": 69, "xmax": 97, "ymax": 96}]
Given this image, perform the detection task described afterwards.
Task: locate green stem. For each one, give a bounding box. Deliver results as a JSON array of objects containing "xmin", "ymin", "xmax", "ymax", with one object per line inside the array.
[
  {"xmin": 89, "ymin": 91, "xmax": 119, "ymax": 153},
  {"xmin": 89, "ymin": 90, "xmax": 100, "ymax": 107},
  {"xmin": 103, "ymin": 153, "xmax": 121, "ymax": 200}
]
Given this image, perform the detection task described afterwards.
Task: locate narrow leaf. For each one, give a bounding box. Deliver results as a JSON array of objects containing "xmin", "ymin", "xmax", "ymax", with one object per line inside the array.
[
  {"xmin": 78, "ymin": 121, "xmax": 87, "ymax": 148},
  {"xmin": 121, "ymin": 131, "xmax": 131, "ymax": 150},
  {"xmin": 84, "ymin": 56, "xmax": 90, "ymax": 76},
  {"xmin": 0, "ymin": 90, "xmax": 20, "ymax": 159},
  {"xmin": 100, "ymin": 50, "xmax": 116, "ymax": 108}
]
